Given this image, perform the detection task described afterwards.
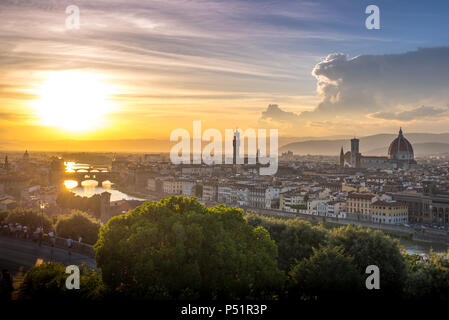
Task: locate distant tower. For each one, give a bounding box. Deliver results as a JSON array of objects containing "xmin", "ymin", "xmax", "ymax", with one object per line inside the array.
[
  {"xmin": 232, "ymin": 130, "xmax": 240, "ymax": 165},
  {"xmin": 100, "ymin": 191, "xmax": 111, "ymax": 222},
  {"xmin": 23, "ymin": 150, "xmax": 29, "ymax": 162},
  {"xmin": 4, "ymin": 155, "xmax": 9, "ymax": 171},
  {"xmin": 49, "ymin": 157, "xmax": 65, "ymax": 186},
  {"xmin": 339, "ymin": 147, "xmax": 344, "ymax": 167},
  {"xmin": 256, "ymin": 148, "xmax": 260, "ymax": 164},
  {"xmin": 350, "ymin": 138, "xmax": 359, "ymax": 168}
]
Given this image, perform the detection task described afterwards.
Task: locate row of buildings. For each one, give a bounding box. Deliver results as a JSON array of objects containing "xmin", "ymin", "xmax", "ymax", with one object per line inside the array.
[{"xmin": 134, "ymin": 129, "xmax": 449, "ymax": 227}]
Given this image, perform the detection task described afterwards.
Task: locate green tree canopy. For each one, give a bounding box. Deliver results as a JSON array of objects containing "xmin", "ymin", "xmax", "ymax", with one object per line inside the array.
[
  {"xmin": 5, "ymin": 208, "xmax": 53, "ymax": 232},
  {"xmin": 55, "ymin": 210, "xmax": 101, "ymax": 244},
  {"xmin": 404, "ymin": 251, "xmax": 449, "ymax": 300},
  {"xmin": 246, "ymin": 214, "xmax": 328, "ymax": 271},
  {"xmin": 18, "ymin": 262, "xmax": 103, "ymax": 300},
  {"xmin": 289, "ymin": 245, "xmax": 361, "ymax": 300},
  {"xmin": 328, "ymin": 225, "xmax": 407, "ymax": 295},
  {"xmin": 95, "ymin": 196, "xmax": 285, "ymax": 299},
  {"xmin": 0, "ymin": 210, "xmax": 9, "ymax": 224},
  {"xmin": 56, "ymin": 191, "xmax": 102, "ymax": 218}
]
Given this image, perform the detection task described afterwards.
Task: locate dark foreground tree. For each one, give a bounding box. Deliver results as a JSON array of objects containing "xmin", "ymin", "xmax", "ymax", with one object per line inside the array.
[
  {"xmin": 55, "ymin": 210, "xmax": 101, "ymax": 244},
  {"xmin": 404, "ymin": 251, "xmax": 449, "ymax": 300},
  {"xmin": 95, "ymin": 196, "xmax": 285, "ymax": 299},
  {"xmin": 328, "ymin": 225, "xmax": 407, "ymax": 295},
  {"xmin": 5, "ymin": 208, "xmax": 53, "ymax": 231},
  {"xmin": 288, "ymin": 245, "xmax": 361, "ymax": 300},
  {"xmin": 246, "ymin": 214, "xmax": 328, "ymax": 271},
  {"xmin": 18, "ymin": 262, "xmax": 103, "ymax": 300}
]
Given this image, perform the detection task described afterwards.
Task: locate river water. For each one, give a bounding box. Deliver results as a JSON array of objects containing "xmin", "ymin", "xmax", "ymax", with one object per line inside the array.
[
  {"xmin": 399, "ymin": 238, "xmax": 448, "ymax": 255},
  {"xmin": 64, "ymin": 161, "xmax": 146, "ymax": 201},
  {"xmin": 67, "ymin": 181, "xmax": 146, "ymax": 201}
]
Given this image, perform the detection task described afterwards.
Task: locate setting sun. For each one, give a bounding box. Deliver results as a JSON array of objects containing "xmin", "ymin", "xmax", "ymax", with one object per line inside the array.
[{"xmin": 32, "ymin": 70, "xmax": 115, "ymax": 132}]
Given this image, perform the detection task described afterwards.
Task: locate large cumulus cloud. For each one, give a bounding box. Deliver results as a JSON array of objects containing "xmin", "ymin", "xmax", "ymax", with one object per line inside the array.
[
  {"xmin": 261, "ymin": 47, "xmax": 449, "ymax": 125},
  {"xmin": 304, "ymin": 47, "xmax": 449, "ymax": 119}
]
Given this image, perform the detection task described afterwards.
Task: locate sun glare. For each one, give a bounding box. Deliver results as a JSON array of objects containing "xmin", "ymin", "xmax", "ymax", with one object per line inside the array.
[{"xmin": 33, "ymin": 70, "xmax": 115, "ymax": 132}]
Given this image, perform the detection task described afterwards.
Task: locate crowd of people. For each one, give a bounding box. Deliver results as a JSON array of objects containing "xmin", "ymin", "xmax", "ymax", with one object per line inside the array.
[
  {"xmin": 0, "ymin": 223, "xmax": 82, "ymax": 301},
  {"xmin": 2, "ymin": 223, "xmax": 44, "ymax": 245},
  {"xmin": 1, "ymin": 223, "xmax": 82, "ymax": 247}
]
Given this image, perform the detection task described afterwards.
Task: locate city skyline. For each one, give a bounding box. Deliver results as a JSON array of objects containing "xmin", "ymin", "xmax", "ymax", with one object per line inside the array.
[{"xmin": 1, "ymin": 0, "xmax": 449, "ymax": 147}]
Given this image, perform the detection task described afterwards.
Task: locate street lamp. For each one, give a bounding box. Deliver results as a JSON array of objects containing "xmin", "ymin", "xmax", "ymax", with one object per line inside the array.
[{"xmin": 40, "ymin": 202, "xmax": 45, "ymax": 232}]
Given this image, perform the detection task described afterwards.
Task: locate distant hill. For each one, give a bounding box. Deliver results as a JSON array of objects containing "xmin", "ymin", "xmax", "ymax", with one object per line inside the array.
[
  {"xmin": 3, "ymin": 132, "xmax": 449, "ymax": 155},
  {"xmin": 365, "ymin": 143, "xmax": 449, "ymax": 157},
  {"xmin": 0, "ymin": 136, "xmax": 351, "ymax": 152},
  {"xmin": 279, "ymin": 133, "xmax": 449, "ymax": 156}
]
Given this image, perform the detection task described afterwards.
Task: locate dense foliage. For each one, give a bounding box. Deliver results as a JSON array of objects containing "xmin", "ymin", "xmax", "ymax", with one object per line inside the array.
[
  {"xmin": 288, "ymin": 245, "xmax": 360, "ymax": 300},
  {"xmin": 18, "ymin": 262, "xmax": 103, "ymax": 300},
  {"xmin": 55, "ymin": 210, "xmax": 101, "ymax": 244},
  {"xmin": 4, "ymin": 208, "xmax": 53, "ymax": 231},
  {"xmin": 56, "ymin": 190, "xmax": 102, "ymax": 218},
  {"xmin": 328, "ymin": 225, "xmax": 407, "ymax": 295},
  {"xmin": 404, "ymin": 251, "xmax": 449, "ymax": 300},
  {"xmin": 0, "ymin": 209, "xmax": 9, "ymax": 224},
  {"xmin": 95, "ymin": 196, "xmax": 285, "ymax": 299},
  {"xmin": 246, "ymin": 214, "xmax": 328, "ymax": 271},
  {"xmin": 8, "ymin": 197, "xmax": 449, "ymax": 302}
]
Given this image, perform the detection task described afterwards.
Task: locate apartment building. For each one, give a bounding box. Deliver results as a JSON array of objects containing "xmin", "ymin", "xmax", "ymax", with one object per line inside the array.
[
  {"xmin": 371, "ymin": 200, "xmax": 408, "ymax": 224},
  {"xmin": 346, "ymin": 192, "xmax": 376, "ymax": 221}
]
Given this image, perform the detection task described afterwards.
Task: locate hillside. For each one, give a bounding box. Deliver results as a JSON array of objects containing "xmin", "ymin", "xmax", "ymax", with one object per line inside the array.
[{"xmin": 279, "ymin": 133, "xmax": 449, "ymax": 156}]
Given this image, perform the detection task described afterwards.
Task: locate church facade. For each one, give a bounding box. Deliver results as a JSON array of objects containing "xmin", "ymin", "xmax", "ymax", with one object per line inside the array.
[{"xmin": 340, "ymin": 128, "xmax": 417, "ymax": 169}]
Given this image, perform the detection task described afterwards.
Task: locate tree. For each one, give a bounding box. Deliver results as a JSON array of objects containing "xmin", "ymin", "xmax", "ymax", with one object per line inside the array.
[
  {"xmin": 18, "ymin": 262, "xmax": 103, "ymax": 300},
  {"xmin": 0, "ymin": 210, "xmax": 9, "ymax": 224},
  {"xmin": 5, "ymin": 208, "xmax": 53, "ymax": 232},
  {"xmin": 246, "ymin": 214, "xmax": 328, "ymax": 271},
  {"xmin": 288, "ymin": 245, "xmax": 361, "ymax": 300},
  {"xmin": 95, "ymin": 196, "xmax": 285, "ymax": 299},
  {"xmin": 56, "ymin": 190, "xmax": 102, "ymax": 218},
  {"xmin": 404, "ymin": 251, "xmax": 449, "ymax": 300},
  {"xmin": 328, "ymin": 225, "xmax": 407, "ymax": 295},
  {"xmin": 55, "ymin": 210, "xmax": 101, "ymax": 244}
]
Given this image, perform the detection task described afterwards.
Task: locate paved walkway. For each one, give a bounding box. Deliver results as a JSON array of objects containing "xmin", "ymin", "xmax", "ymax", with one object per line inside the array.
[
  {"xmin": 0, "ymin": 235, "xmax": 96, "ymax": 299},
  {"xmin": 0, "ymin": 235, "xmax": 96, "ymax": 274}
]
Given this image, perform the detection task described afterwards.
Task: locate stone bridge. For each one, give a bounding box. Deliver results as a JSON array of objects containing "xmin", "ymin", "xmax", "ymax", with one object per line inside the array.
[{"xmin": 64, "ymin": 167, "xmax": 117, "ymax": 185}]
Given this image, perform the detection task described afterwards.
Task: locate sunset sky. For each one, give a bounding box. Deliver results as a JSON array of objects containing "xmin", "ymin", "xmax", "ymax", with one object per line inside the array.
[{"xmin": 1, "ymin": 0, "xmax": 449, "ymax": 145}]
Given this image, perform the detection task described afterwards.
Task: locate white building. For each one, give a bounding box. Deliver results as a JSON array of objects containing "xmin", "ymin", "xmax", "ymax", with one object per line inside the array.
[{"xmin": 182, "ymin": 180, "xmax": 196, "ymax": 197}]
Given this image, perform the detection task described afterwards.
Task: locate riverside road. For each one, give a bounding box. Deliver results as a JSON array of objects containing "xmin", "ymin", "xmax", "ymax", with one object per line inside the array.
[{"xmin": 0, "ymin": 235, "xmax": 95, "ymax": 275}]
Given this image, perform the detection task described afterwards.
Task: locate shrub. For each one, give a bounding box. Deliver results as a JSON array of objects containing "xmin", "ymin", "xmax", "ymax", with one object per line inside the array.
[
  {"xmin": 55, "ymin": 210, "xmax": 101, "ymax": 244},
  {"xmin": 4, "ymin": 209, "xmax": 53, "ymax": 232},
  {"xmin": 18, "ymin": 262, "xmax": 104, "ymax": 300}
]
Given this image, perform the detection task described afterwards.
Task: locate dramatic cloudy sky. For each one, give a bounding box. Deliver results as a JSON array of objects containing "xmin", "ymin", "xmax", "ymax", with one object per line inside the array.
[{"xmin": 1, "ymin": 0, "xmax": 449, "ymax": 142}]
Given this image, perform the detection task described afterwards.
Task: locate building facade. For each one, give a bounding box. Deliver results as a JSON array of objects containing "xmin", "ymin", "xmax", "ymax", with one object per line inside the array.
[{"xmin": 371, "ymin": 200, "xmax": 408, "ymax": 224}]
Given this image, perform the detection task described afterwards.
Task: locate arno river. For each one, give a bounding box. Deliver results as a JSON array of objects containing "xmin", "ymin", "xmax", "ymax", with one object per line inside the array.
[
  {"xmin": 65, "ymin": 180, "xmax": 145, "ymax": 201},
  {"xmin": 64, "ymin": 161, "xmax": 145, "ymax": 201}
]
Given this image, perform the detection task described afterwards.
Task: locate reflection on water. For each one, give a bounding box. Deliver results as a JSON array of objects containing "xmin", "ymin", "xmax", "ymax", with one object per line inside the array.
[
  {"xmin": 399, "ymin": 238, "xmax": 449, "ymax": 255},
  {"xmin": 64, "ymin": 179, "xmax": 145, "ymax": 201}
]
